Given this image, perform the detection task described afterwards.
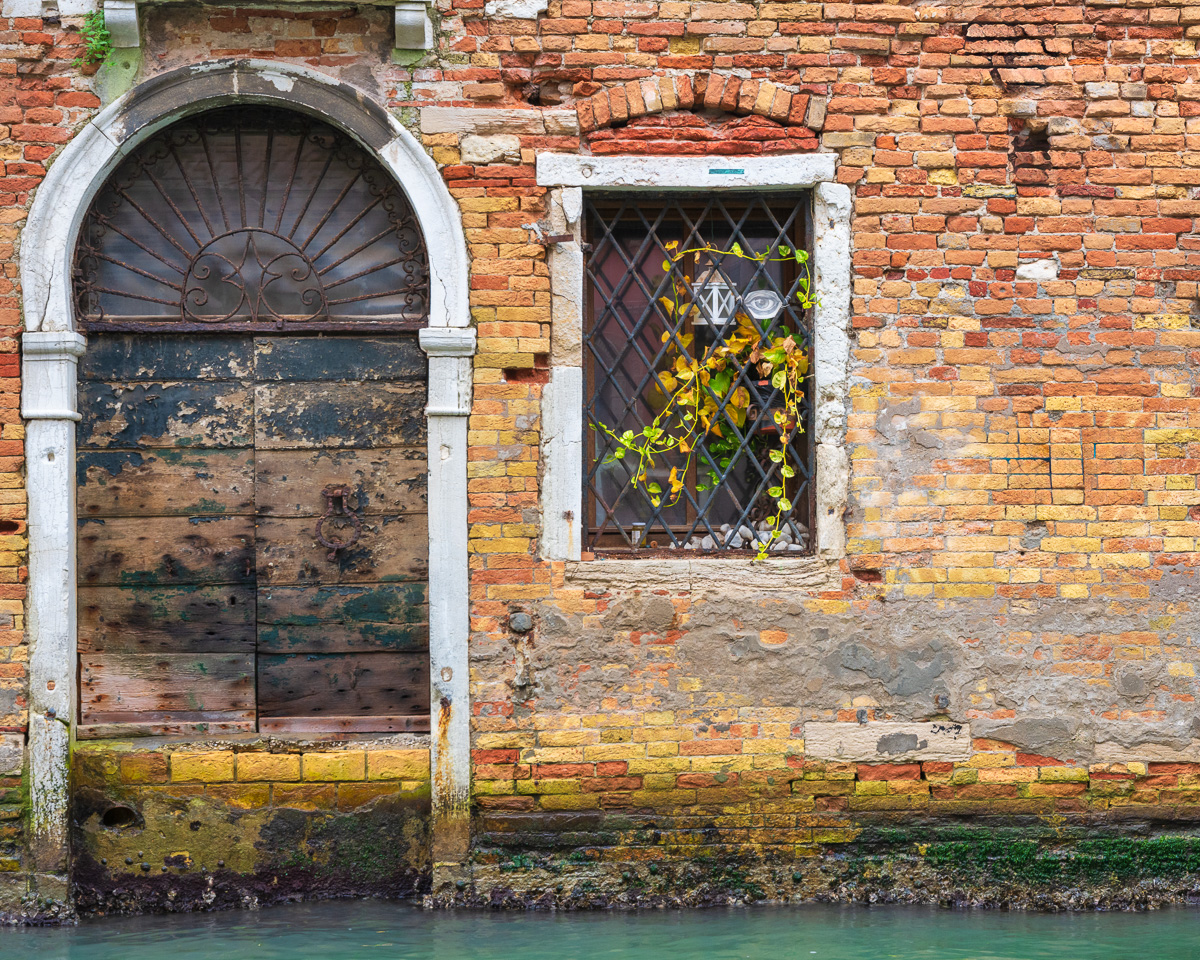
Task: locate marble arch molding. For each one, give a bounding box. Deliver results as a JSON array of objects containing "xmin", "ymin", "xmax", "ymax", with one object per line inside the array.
[{"xmin": 18, "ymin": 59, "xmax": 474, "ymax": 873}]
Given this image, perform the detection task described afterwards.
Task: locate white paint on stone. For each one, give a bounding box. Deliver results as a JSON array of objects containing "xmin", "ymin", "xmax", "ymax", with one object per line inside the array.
[
  {"xmin": 261, "ymin": 71, "xmax": 296, "ymax": 93},
  {"xmin": 0, "ymin": 734, "xmax": 23, "ymax": 777},
  {"xmin": 804, "ymin": 722, "xmax": 972, "ymax": 762},
  {"xmin": 484, "ymin": 0, "xmax": 546, "ymax": 18},
  {"xmin": 1016, "ymin": 258, "xmax": 1058, "ymax": 281},
  {"xmin": 536, "ymin": 153, "xmax": 837, "ymax": 190},
  {"xmin": 460, "ymin": 134, "xmax": 521, "ymax": 165}
]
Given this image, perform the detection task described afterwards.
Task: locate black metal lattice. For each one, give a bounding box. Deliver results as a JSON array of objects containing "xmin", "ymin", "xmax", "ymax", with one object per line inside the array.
[
  {"xmin": 584, "ymin": 193, "xmax": 814, "ymax": 555},
  {"xmin": 73, "ymin": 106, "xmax": 429, "ymax": 333}
]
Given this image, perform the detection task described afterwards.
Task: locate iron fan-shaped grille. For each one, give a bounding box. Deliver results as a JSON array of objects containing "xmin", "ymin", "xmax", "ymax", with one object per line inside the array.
[{"xmin": 73, "ymin": 106, "xmax": 429, "ymax": 332}]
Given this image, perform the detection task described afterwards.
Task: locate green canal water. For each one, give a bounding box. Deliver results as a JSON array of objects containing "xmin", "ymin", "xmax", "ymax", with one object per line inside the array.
[{"xmin": 3, "ymin": 902, "xmax": 1199, "ymax": 959}]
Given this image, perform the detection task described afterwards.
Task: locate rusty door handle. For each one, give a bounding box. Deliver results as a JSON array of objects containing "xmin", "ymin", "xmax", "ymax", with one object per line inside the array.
[{"xmin": 315, "ymin": 485, "xmax": 362, "ymax": 560}]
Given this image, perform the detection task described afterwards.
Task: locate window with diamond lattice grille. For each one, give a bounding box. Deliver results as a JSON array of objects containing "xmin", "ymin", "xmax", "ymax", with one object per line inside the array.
[{"xmin": 584, "ymin": 193, "xmax": 814, "ymax": 555}]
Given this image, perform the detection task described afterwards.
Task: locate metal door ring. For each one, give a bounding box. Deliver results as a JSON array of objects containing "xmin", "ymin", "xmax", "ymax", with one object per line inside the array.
[{"xmin": 315, "ymin": 484, "xmax": 362, "ymax": 560}]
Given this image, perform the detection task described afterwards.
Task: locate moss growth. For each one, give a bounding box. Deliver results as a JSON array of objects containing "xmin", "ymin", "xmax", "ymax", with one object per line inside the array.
[{"xmin": 924, "ymin": 836, "xmax": 1200, "ymax": 886}]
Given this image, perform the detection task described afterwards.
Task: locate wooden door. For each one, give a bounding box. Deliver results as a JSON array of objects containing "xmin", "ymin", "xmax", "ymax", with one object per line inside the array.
[{"xmin": 76, "ymin": 334, "xmax": 430, "ymax": 738}]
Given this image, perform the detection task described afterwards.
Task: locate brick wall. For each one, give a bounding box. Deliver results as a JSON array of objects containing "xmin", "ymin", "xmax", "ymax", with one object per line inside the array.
[{"xmin": 2, "ymin": 0, "xmax": 1200, "ymax": 913}]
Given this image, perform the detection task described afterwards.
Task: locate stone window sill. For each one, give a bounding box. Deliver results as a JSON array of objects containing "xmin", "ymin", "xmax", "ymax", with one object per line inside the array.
[{"xmin": 563, "ymin": 555, "xmax": 841, "ymax": 591}]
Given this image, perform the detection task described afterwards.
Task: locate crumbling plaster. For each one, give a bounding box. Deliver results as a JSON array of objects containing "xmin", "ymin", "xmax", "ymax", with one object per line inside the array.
[{"xmin": 521, "ymin": 583, "xmax": 1200, "ymax": 766}]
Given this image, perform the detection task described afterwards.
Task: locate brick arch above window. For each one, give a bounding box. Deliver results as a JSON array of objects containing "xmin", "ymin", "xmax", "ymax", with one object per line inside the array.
[{"xmin": 574, "ymin": 74, "xmax": 826, "ymax": 136}]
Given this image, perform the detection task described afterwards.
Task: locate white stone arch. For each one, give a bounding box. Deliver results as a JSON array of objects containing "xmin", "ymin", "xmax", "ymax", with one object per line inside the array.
[{"xmin": 19, "ymin": 60, "xmax": 474, "ymax": 882}]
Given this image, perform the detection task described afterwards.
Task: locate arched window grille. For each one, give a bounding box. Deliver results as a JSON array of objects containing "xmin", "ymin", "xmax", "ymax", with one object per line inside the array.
[{"xmin": 73, "ymin": 106, "xmax": 430, "ymax": 332}]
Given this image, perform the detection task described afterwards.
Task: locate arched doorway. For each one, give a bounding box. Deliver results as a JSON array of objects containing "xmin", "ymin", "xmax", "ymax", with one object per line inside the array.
[
  {"xmin": 73, "ymin": 105, "xmax": 432, "ymax": 737},
  {"xmin": 20, "ymin": 61, "xmax": 473, "ymax": 879}
]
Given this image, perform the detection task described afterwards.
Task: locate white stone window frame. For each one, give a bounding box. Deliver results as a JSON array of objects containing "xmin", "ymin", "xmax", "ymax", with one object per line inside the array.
[{"xmin": 536, "ymin": 154, "xmax": 852, "ymax": 586}]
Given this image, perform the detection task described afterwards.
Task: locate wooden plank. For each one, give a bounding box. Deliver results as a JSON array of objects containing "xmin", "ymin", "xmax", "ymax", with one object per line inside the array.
[
  {"xmin": 258, "ymin": 582, "xmax": 427, "ymax": 623},
  {"xmin": 78, "ymin": 381, "xmax": 254, "ymax": 448},
  {"xmin": 257, "ymin": 583, "xmax": 428, "ymax": 653},
  {"xmin": 259, "ymin": 715, "xmax": 430, "ymax": 735},
  {"xmin": 78, "ymin": 516, "xmax": 255, "ymax": 586},
  {"xmin": 79, "ymin": 334, "xmax": 254, "ymax": 382},
  {"xmin": 254, "ymin": 448, "xmax": 426, "ymax": 517},
  {"xmin": 255, "ymin": 382, "xmax": 426, "ymax": 449},
  {"xmin": 257, "ymin": 652, "xmax": 429, "ymax": 718},
  {"xmin": 79, "ymin": 584, "xmax": 255, "ymax": 653},
  {"xmin": 254, "ymin": 336, "xmax": 425, "ymax": 382},
  {"xmin": 257, "ymin": 619, "xmax": 428, "ymax": 654},
  {"xmin": 79, "ymin": 653, "xmax": 255, "ymax": 724},
  {"xmin": 255, "ymin": 515, "xmax": 427, "ymax": 585},
  {"xmin": 78, "ymin": 448, "xmax": 255, "ymax": 518},
  {"xmin": 77, "ymin": 721, "xmax": 257, "ymax": 740}
]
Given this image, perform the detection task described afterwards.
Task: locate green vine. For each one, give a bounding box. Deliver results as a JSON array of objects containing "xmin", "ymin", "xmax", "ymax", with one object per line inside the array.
[
  {"xmin": 74, "ymin": 11, "xmax": 113, "ymax": 68},
  {"xmin": 596, "ymin": 240, "xmax": 815, "ymax": 559}
]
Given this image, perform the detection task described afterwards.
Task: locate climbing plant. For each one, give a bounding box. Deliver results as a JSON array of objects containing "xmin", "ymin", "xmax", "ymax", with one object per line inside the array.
[
  {"xmin": 74, "ymin": 11, "xmax": 113, "ymax": 68},
  {"xmin": 594, "ymin": 240, "xmax": 815, "ymax": 559}
]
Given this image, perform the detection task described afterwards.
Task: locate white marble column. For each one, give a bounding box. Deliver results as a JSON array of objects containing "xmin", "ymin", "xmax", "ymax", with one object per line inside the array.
[
  {"xmin": 21, "ymin": 330, "xmax": 86, "ymax": 876},
  {"xmin": 418, "ymin": 325, "xmax": 476, "ymax": 885}
]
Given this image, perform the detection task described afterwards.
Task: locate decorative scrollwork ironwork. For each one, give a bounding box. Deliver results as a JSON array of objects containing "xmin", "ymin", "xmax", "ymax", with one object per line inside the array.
[
  {"xmin": 183, "ymin": 229, "xmax": 328, "ymax": 326},
  {"xmin": 73, "ymin": 106, "xmax": 430, "ymax": 333}
]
